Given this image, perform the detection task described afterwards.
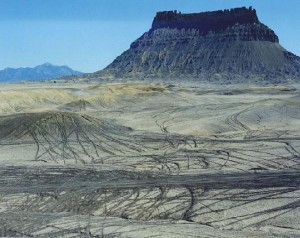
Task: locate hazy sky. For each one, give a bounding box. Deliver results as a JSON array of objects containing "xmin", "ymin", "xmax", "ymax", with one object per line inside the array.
[{"xmin": 0, "ymin": 0, "xmax": 299, "ymax": 72}]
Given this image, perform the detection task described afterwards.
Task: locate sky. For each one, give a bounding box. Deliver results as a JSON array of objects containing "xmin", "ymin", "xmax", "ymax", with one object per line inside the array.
[{"xmin": 0, "ymin": 0, "xmax": 299, "ymax": 73}]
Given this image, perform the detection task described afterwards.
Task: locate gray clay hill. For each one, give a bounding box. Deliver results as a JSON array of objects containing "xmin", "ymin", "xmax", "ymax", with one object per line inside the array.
[{"xmin": 90, "ymin": 7, "xmax": 300, "ymax": 83}]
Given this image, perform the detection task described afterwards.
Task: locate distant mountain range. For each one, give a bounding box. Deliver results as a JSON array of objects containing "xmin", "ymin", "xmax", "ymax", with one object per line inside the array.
[{"xmin": 0, "ymin": 63, "xmax": 83, "ymax": 82}]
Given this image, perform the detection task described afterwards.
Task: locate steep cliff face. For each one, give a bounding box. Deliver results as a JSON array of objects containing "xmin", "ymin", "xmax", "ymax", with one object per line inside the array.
[
  {"xmin": 95, "ymin": 7, "xmax": 300, "ymax": 82},
  {"xmin": 151, "ymin": 8, "xmax": 260, "ymax": 35}
]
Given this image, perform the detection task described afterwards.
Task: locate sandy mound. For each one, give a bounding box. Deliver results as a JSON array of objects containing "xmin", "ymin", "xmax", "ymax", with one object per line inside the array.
[{"xmin": 0, "ymin": 112, "xmax": 140, "ymax": 164}]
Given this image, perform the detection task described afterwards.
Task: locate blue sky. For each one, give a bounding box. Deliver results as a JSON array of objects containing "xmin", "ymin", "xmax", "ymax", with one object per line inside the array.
[{"xmin": 0, "ymin": 0, "xmax": 299, "ymax": 72}]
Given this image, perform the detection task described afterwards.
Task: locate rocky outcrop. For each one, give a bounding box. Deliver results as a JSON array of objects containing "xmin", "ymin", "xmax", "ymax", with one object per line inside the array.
[
  {"xmin": 152, "ymin": 8, "xmax": 259, "ymax": 35},
  {"xmin": 92, "ymin": 7, "xmax": 300, "ymax": 83}
]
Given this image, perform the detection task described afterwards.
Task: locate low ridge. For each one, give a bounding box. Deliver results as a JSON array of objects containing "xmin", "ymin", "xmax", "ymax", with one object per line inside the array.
[{"xmin": 90, "ymin": 7, "xmax": 300, "ymax": 83}]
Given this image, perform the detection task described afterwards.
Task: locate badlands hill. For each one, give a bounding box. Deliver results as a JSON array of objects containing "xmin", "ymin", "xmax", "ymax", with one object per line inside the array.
[{"xmin": 89, "ymin": 7, "xmax": 300, "ymax": 83}]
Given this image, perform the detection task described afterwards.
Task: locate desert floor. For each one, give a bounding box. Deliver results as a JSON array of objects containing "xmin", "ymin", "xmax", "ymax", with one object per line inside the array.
[{"xmin": 0, "ymin": 81, "xmax": 300, "ymax": 237}]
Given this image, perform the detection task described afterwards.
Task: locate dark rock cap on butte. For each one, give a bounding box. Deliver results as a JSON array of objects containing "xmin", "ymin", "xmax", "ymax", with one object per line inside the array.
[
  {"xmin": 151, "ymin": 7, "xmax": 278, "ymax": 43},
  {"xmin": 152, "ymin": 7, "xmax": 259, "ymax": 32}
]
